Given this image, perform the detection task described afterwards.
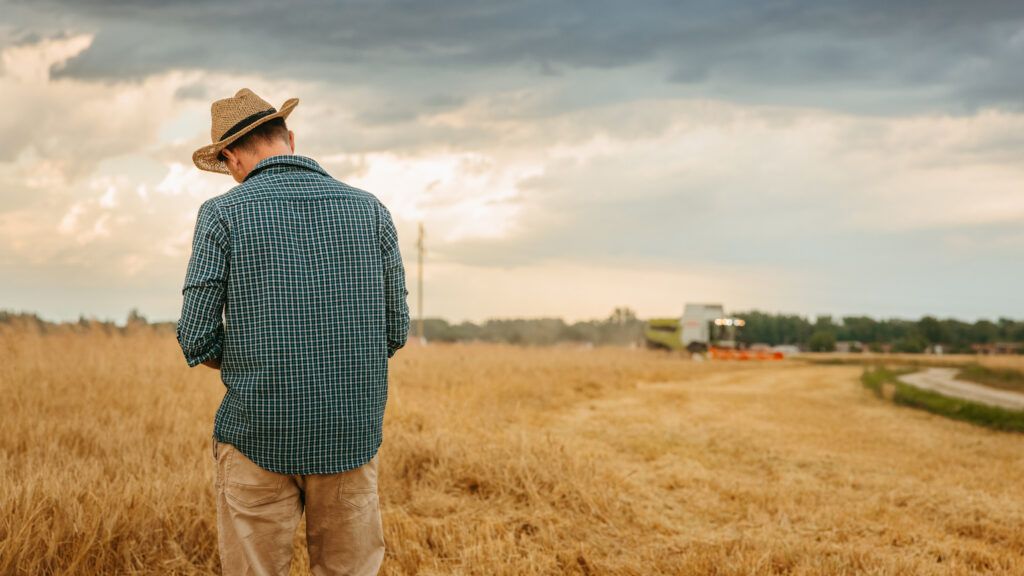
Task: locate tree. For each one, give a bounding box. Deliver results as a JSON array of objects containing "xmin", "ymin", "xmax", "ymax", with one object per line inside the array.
[
  {"xmin": 894, "ymin": 331, "xmax": 929, "ymax": 353},
  {"xmin": 840, "ymin": 316, "xmax": 878, "ymax": 343},
  {"xmin": 808, "ymin": 331, "xmax": 837, "ymax": 352},
  {"xmin": 917, "ymin": 316, "xmax": 949, "ymax": 345},
  {"xmin": 126, "ymin": 308, "xmax": 148, "ymax": 326},
  {"xmin": 972, "ymin": 320, "xmax": 999, "ymax": 344}
]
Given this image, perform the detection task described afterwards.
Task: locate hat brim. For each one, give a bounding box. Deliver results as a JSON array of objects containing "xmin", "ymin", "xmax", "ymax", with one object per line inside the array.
[{"xmin": 192, "ymin": 97, "xmax": 299, "ymax": 174}]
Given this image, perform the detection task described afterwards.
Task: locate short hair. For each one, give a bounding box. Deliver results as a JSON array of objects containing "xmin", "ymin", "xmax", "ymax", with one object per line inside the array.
[{"xmin": 218, "ymin": 117, "xmax": 290, "ymax": 161}]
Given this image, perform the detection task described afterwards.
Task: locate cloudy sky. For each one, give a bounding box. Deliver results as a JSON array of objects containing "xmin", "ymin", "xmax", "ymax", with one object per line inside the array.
[{"xmin": 2, "ymin": 1, "xmax": 1024, "ymax": 324}]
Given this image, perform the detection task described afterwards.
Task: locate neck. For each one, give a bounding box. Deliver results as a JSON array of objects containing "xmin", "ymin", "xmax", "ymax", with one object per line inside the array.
[
  {"xmin": 251, "ymin": 143, "xmax": 294, "ymax": 163},
  {"xmin": 236, "ymin": 144, "xmax": 295, "ymax": 182}
]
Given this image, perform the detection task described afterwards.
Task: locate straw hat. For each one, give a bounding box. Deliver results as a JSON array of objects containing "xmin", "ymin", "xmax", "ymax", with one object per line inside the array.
[{"xmin": 192, "ymin": 88, "xmax": 299, "ymax": 174}]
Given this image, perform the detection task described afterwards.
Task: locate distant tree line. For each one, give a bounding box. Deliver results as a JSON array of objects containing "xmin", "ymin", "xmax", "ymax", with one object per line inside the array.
[
  {"xmin": 415, "ymin": 307, "xmax": 645, "ymax": 346},
  {"xmin": 4, "ymin": 307, "xmax": 1022, "ymax": 353},
  {"xmin": 0, "ymin": 308, "xmax": 168, "ymax": 335},
  {"xmin": 734, "ymin": 311, "xmax": 1024, "ymax": 354},
  {"xmin": 0, "ymin": 307, "xmax": 647, "ymax": 346}
]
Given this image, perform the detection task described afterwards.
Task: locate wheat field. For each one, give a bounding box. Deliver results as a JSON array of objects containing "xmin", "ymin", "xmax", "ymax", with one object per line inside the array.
[{"xmin": 3, "ymin": 322, "xmax": 1024, "ymax": 575}]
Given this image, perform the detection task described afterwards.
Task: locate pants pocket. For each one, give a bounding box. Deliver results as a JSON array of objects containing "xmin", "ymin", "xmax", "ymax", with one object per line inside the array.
[
  {"xmin": 337, "ymin": 454, "xmax": 378, "ymax": 514},
  {"xmin": 222, "ymin": 443, "xmax": 286, "ymax": 507}
]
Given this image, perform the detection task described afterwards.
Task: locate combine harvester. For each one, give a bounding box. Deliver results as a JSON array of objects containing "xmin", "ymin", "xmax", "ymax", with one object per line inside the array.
[{"xmin": 646, "ymin": 303, "xmax": 784, "ymax": 360}]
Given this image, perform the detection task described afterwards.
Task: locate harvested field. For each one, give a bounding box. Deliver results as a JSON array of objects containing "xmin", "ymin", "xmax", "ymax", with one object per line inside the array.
[{"xmin": 3, "ymin": 326, "xmax": 1024, "ymax": 575}]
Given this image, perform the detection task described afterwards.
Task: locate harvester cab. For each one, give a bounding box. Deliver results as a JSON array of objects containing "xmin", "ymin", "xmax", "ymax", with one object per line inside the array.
[{"xmin": 679, "ymin": 303, "xmax": 747, "ymax": 354}]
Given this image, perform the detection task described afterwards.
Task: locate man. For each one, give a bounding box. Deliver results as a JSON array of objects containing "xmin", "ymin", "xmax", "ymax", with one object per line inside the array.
[{"xmin": 176, "ymin": 87, "xmax": 410, "ymax": 576}]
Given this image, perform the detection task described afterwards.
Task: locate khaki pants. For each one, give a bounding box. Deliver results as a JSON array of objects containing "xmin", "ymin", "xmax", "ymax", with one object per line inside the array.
[{"xmin": 212, "ymin": 438, "xmax": 385, "ymax": 576}]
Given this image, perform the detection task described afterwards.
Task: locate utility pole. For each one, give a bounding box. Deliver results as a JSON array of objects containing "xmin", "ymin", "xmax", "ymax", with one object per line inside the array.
[{"xmin": 416, "ymin": 222, "xmax": 425, "ymax": 343}]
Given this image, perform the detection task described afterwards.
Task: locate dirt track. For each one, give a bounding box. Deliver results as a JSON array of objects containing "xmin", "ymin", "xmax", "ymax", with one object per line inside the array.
[{"xmin": 899, "ymin": 367, "xmax": 1024, "ymax": 410}]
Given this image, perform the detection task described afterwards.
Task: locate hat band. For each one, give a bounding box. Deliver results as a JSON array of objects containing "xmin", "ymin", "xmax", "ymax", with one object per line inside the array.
[{"xmin": 219, "ymin": 107, "xmax": 278, "ymax": 141}]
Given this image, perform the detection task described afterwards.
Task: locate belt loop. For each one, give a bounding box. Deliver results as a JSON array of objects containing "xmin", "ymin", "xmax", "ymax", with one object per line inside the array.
[{"xmin": 212, "ymin": 435, "xmax": 218, "ymax": 461}]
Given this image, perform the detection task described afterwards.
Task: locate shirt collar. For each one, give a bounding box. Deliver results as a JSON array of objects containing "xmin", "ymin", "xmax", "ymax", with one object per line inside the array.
[{"xmin": 243, "ymin": 154, "xmax": 331, "ymax": 182}]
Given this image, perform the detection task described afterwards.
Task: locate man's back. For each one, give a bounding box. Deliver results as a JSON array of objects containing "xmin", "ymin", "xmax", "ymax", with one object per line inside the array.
[{"xmin": 177, "ymin": 154, "xmax": 410, "ymax": 475}]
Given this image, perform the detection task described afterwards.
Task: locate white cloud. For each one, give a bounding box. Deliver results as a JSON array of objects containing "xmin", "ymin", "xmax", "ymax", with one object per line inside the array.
[
  {"xmin": 57, "ymin": 201, "xmax": 85, "ymax": 235},
  {"xmin": 0, "ymin": 33, "xmax": 93, "ymax": 83},
  {"xmin": 324, "ymin": 151, "xmax": 542, "ymax": 243},
  {"xmin": 4, "ymin": 32, "xmax": 1024, "ymax": 322},
  {"xmin": 155, "ymin": 162, "xmax": 223, "ymax": 198}
]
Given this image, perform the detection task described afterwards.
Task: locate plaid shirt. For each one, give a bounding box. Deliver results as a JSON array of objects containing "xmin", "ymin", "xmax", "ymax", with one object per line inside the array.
[{"xmin": 176, "ymin": 154, "xmax": 410, "ymax": 474}]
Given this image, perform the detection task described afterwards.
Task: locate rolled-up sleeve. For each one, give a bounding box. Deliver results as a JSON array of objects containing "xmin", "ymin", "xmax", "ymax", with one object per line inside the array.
[
  {"xmin": 177, "ymin": 199, "xmax": 230, "ymax": 367},
  {"xmin": 377, "ymin": 202, "xmax": 410, "ymax": 358}
]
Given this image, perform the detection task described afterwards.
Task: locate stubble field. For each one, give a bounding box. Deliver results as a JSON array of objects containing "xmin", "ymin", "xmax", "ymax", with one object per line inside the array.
[{"xmin": 3, "ymin": 322, "xmax": 1024, "ymax": 575}]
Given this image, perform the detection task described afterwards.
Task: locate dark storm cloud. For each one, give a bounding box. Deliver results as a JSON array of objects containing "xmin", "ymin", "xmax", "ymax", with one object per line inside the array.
[{"xmin": 10, "ymin": 0, "xmax": 1024, "ymax": 113}]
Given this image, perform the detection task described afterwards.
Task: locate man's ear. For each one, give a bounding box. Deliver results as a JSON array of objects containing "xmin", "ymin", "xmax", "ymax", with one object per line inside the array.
[
  {"xmin": 288, "ymin": 130, "xmax": 295, "ymax": 153},
  {"xmin": 222, "ymin": 148, "xmax": 240, "ymax": 170},
  {"xmin": 220, "ymin": 147, "xmax": 245, "ymax": 182}
]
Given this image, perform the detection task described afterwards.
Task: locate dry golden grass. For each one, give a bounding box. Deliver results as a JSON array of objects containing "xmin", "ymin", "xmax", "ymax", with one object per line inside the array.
[{"xmin": 3, "ymin": 323, "xmax": 1024, "ymax": 575}]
